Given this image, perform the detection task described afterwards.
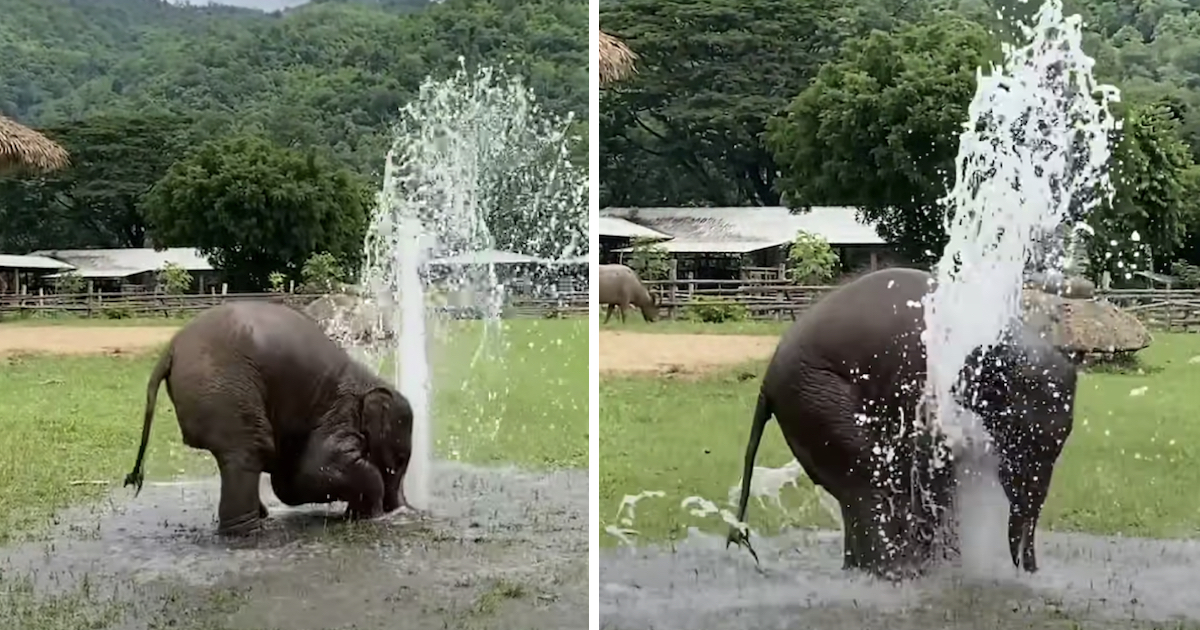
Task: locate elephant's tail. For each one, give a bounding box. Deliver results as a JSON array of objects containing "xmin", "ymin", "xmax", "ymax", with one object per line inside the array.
[
  {"xmin": 726, "ymin": 390, "xmax": 773, "ymax": 565},
  {"xmin": 124, "ymin": 345, "xmax": 173, "ymax": 497}
]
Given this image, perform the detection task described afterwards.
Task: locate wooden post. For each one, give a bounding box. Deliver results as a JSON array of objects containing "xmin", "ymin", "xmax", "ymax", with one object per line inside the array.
[
  {"xmin": 221, "ymin": 283, "xmax": 228, "ymax": 296},
  {"xmin": 668, "ymin": 259, "xmax": 678, "ymax": 319}
]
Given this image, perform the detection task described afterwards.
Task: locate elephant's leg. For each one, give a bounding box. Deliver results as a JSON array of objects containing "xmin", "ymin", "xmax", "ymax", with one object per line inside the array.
[
  {"xmin": 604, "ymin": 304, "xmax": 615, "ymax": 324},
  {"xmin": 214, "ymin": 451, "xmax": 265, "ymax": 536},
  {"xmin": 619, "ymin": 303, "xmax": 628, "ymax": 323}
]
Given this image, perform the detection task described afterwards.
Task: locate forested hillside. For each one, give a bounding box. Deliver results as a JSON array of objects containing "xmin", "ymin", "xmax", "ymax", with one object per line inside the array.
[
  {"xmin": 1, "ymin": 0, "xmax": 586, "ymax": 172},
  {"xmin": 600, "ymin": 0, "xmax": 1200, "ymax": 278},
  {"xmin": 0, "ymin": 0, "xmax": 586, "ymax": 288}
]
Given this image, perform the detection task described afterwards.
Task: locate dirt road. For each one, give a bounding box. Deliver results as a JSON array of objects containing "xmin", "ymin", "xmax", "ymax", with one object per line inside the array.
[
  {"xmin": 0, "ymin": 325, "xmax": 177, "ymax": 356},
  {"xmin": 600, "ymin": 331, "xmax": 777, "ymax": 375}
]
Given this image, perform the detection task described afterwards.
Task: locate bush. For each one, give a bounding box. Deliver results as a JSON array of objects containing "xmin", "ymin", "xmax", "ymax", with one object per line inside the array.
[
  {"xmin": 684, "ymin": 296, "xmax": 748, "ymax": 323},
  {"xmin": 626, "ymin": 237, "xmax": 671, "ymax": 281},
  {"xmin": 157, "ymin": 263, "xmax": 193, "ymax": 295},
  {"xmin": 268, "ymin": 271, "xmax": 288, "ymax": 293},
  {"xmin": 787, "ymin": 230, "xmax": 839, "ymax": 284},
  {"xmin": 53, "ymin": 271, "xmax": 86, "ymax": 295},
  {"xmin": 301, "ymin": 252, "xmax": 344, "ymax": 293}
]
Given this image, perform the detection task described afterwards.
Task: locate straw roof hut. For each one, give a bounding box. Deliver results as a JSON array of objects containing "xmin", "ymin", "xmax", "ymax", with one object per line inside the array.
[
  {"xmin": 599, "ymin": 29, "xmax": 637, "ymax": 85},
  {"xmin": 0, "ymin": 113, "xmax": 70, "ymax": 174}
]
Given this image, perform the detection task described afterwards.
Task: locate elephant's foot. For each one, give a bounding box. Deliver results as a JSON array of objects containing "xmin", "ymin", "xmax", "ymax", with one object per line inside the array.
[{"xmin": 217, "ymin": 510, "xmax": 263, "ymax": 537}]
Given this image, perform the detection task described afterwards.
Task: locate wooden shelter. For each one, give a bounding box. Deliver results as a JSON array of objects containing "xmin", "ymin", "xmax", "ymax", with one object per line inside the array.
[
  {"xmin": 0, "ymin": 114, "xmax": 69, "ymax": 174},
  {"xmin": 599, "ymin": 30, "xmax": 637, "ymax": 85}
]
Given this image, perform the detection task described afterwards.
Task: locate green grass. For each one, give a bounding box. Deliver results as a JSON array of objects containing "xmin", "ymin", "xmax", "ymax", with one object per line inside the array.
[
  {"xmin": 0, "ymin": 318, "xmax": 587, "ymax": 542},
  {"xmin": 600, "ymin": 330, "xmax": 1200, "ymax": 546}
]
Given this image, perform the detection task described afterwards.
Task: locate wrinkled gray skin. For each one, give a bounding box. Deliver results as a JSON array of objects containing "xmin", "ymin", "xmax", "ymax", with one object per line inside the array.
[
  {"xmin": 599, "ymin": 264, "xmax": 657, "ymax": 323},
  {"xmin": 727, "ymin": 267, "xmax": 1076, "ymax": 579},
  {"xmin": 123, "ymin": 301, "xmax": 413, "ymax": 536}
]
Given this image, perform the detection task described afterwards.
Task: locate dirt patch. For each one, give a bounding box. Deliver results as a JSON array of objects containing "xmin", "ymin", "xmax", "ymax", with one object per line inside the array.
[
  {"xmin": 0, "ymin": 461, "xmax": 586, "ymax": 630},
  {"xmin": 600, "ymin": 331, "xmax": 777, "ymax": 375},
  {"xmin": 0, "ymin": 326, "xmax": 177, "ymax": 356}
]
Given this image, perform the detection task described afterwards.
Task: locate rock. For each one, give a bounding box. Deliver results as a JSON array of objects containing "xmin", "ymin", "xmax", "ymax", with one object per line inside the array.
[
  {"xmin": 1020, "ymin": 288, "xmax": 1151, "ymax": 357},
  {"xmin": 302, "ymin": 293, "xmax": 394, "ymax": 345}
]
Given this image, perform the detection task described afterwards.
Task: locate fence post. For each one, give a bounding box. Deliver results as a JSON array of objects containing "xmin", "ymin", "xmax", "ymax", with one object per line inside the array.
[{"xmin": 667, "ymin": 259, "xmax": 678, "ymax": 319}]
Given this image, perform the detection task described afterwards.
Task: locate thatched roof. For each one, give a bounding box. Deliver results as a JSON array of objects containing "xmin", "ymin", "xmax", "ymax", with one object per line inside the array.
[
  {"xmin": 1021, "ymin": 289, "xmax": 1152, "ymax": 354},
  {"xmin": 0, "ymin": 114, "xmax": 69, "ymax": 174},
  {"xmin": 599, "ymin": 29, "xmax": 637, "ymax": 85}
]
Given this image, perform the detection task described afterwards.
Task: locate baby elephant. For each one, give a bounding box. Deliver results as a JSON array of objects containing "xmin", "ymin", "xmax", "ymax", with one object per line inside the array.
[{"xmin": 123, "ymin": 301, "xmax": 413, "ymax": 535}]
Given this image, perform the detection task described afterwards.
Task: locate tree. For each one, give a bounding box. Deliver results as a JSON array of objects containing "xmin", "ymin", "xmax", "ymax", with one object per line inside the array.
[
  {"xmin": 766, "ymin": 16, "xmax": 999, "ymax": 262},
  {"xmin": 143, "ymin": 134, "xmax": 372, "ymax": 290},
  {"xmin": 300, "ymin": 251, "xmax": 344, "ymax": 293},
  {"xmin": 0, "ymin": 113, "xmax": 193, "ymax": 252},
  {"xmin": 599, "ymin": 0, "xmax": 876, "ymax": 207},
  {"xmin": 1086, "ymin": 102, "xmax": 1200, "ymax": 278},
  {"xmin": 626, "ymin": 237, "xmax": 671, "ymax": 281},
  {"xmin": 786, "ymin": 230, "xmax": 839, "ymax": 284},
  {"xmin": 156, "ymin": 262, "xmax": 193, "ymax": 295}
]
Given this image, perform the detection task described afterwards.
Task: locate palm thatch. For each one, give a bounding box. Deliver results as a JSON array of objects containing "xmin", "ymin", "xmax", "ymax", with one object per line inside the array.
[
  {"xmin": 599, "ymin": 29, "xmax": 637, "ymax": 85},
  {"xmin": 0, "ymin": 114, "xmax": 70, "ymax": 174}
]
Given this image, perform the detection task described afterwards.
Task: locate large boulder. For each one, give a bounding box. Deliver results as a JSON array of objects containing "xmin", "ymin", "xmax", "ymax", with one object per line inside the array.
[
  {"xmin": 302, "ymin": 293, "xmax": 394, "ymax": 346},
  {"xmin": 1020, "ymin": 286, "xmax": 1151, "ymax": 359}
]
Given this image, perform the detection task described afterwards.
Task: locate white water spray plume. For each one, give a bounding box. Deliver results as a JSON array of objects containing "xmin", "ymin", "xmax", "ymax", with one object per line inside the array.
[
  {"xmin": 923, "ymin": 0, "xmax": 1120, "ymax": 446},
  {"xmin": 358, "ymin": 59, "xmax": 588, "ymax": 511}
]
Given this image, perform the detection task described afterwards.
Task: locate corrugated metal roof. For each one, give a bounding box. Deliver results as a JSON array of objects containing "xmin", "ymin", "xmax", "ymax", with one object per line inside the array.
[
  {"xmin": 598, "ymin": 216, "xmax": 674, "ymax": 240},
  {"xmin": 601, "ymin": 206, "xmax": 884, "ymax": 246},
  {"xmin": 614, "ymin": 240, "xmax": 784, "ymax": 254},
  {"xmin": 27, "ymin": 247, "xmax": 214, "ymax": 278},
  {"xmin": 0, "ymin": 254, "xmax": 76, "ymax": 270}
]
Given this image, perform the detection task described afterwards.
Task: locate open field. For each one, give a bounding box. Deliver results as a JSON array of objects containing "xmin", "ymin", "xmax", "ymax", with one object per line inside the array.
[
  {"xmin": 0, "ymin": 318, "xmax": 588, "ymax": 630},
  {"xmin": 599, "ymin": 326, "xmax": 1200, "ymax": 629}
]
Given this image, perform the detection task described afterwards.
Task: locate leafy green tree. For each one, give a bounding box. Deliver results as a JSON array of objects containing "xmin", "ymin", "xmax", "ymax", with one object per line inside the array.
[
  {"xmin": 766, "ymin": 16, "xmax": 999, "ymax": 262},
  {"xmin": 300, "ymin": 251, "xmax": 344, "ymax": 293},
  {"xmin": 156, "ymin": 262, "xmax": 193, "ymax": 295},
  {"xmin": 786, "ymin": 230, "xmax": 839, "ymax": 284},
  {"xmin": 626, "ymin": 236, "xmax": 671, "ymax": 281},
  {"xmin": 599, "ymin": 0, "xmax": 876, "ymax": 207},
  {"xmin": 53, "ymin": 271, "xmax": 86, "ymax": 295},
  {"xmin": 0, "ymin": 113, "xmax": 193, "ymax": 252},
  {"xmin": 1086, "ymin": 102, "xmax": 1199, "ymax": 277},
  {"xmin": 143, "ymin": 134, "xmax": 372, "ymax": 290}
]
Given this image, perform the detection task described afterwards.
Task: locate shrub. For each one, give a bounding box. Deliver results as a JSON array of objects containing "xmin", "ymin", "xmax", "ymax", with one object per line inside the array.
[{"xmin": 684, "ymin": 296, "xmax": 747, "ymax": 323}]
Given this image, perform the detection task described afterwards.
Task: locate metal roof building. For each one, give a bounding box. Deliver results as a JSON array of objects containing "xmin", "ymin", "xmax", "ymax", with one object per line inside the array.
[
  {"xmin": 29, "ymin": 247, "xmax": 214, "ymax": 279},
  {"xmin": 601, "ymin": 206, "xmax": 883, "ymax": 253}
]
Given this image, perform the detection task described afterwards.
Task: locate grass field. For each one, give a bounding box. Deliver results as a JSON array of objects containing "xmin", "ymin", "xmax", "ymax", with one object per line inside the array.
[
  {"xmin": 0, "ymin": 318, "xmax": 588, "ymax": 542},
  {"xmin": 600, "ymin": 326, "xmax": 1200, "ymax": 546}
]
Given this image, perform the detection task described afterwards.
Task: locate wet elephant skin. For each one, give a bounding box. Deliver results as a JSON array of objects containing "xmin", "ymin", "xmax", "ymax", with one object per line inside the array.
[{"xmin": 123, "ymin": 301, "xmax": 413, "ymax": 535}]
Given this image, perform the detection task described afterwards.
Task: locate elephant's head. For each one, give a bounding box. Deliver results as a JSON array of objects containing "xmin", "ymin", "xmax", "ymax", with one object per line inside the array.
[
  {"xmin": 358, "ymin": 386, "xmax": 414, "ymax": 513},
  {"xmin": 958, "ymin": 333, "xmax": 1077, "ymax": 572}
]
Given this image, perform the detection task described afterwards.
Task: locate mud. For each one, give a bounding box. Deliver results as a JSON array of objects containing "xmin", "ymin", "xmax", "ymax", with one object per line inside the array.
[
  {"xmin": 600, "ymin": 331, "xmax": 776, "ymax": 375},
  {"xmin": 0, "ymin": 461, "xmax": 587, "ymax": 630},
  {"xmin": 600, "ymin": 528, "xmax": 1200, "ymax": 629}
]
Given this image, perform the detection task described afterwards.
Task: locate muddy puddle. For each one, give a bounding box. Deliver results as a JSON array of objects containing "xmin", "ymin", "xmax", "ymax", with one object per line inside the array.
[
  {"xmin": 0, "ymin": 461, "xmax": 587, "ymax": 630},
  {"xmin": 600, "ymin": 527, "xmax": 1200, "ymax": 630}
]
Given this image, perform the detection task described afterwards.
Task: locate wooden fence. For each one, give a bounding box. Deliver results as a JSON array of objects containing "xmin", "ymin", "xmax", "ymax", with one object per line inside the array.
[
  {"xmin": 641, "ymin": 279, "xmax": 1200, "ymax": 331},
  {"xmin": 0, "ymin": 290, "xmax": 589, "ymax": 320}
]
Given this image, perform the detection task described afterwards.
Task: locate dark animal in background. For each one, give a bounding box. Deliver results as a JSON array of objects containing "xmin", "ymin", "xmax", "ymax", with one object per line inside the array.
[
  {"xmin": 599, "ymin": 264, "xmax": 657, "ymax": 323},
  {"xmin": 727, "ymin": 267, "xmax": 1076, "ymax": 577},
  {"xmin": 123, "ymin": 301, "xmax": 413, "ymax": 535}
]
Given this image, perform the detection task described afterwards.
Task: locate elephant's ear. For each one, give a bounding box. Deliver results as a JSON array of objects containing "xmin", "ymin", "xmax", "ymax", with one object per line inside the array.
[{"xmin": 358, "ymin": 387, "xmax": 393, "ymax": 458}]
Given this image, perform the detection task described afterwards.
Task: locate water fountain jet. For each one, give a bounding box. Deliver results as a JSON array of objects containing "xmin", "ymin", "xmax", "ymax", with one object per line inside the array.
[{"xmin": 357, "ymin": 60, "xmax": 588, "ymax": 511}]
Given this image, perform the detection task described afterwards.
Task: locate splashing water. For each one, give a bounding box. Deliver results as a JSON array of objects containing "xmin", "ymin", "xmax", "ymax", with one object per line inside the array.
[
  {"xmin": 923, "ymin": 0, "xmax": 1120, "ymax": 449},
  {"xmin": 358, "ymin": 60, "xmax": 588, "ymax": 510}
]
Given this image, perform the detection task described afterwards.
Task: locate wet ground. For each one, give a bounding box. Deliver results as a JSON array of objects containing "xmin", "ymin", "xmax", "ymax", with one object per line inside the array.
[
  {"xmin": 600, "ymin": 527, "xmax": 1200, "ymax": 629},
  {"xmin": 0, "ymin": 461, "xmax": 587, "ymax": 630}
]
